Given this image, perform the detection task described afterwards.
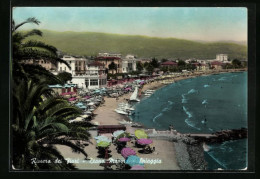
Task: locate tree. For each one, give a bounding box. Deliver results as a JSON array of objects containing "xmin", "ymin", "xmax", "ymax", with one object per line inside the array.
[
  {"xmin": 136, "ymin": 61, "xmax": 144, "ymax": 72},
  {"xmin": 146, "ymin": 63, "xmax": 154, "ymax": 75},
  {"xmin": 108, "ymin": 62, "xmax": 117, "ymax": 74},
  {"xmin": 160, "ymin": 66, "xmax": 168, "ymax": 73},
  {"xmin": 151, "ymin": 58, "xmax": 159, "ymax": 68},
  {"xmin": 12, "ymin": 79, "xmax": 91, "ymax": 170},
  {"xmin": 177, "ymin": 60, "xmax": 186, "ymax": 66},
  {"xmin": 161, "ymin": 58, "xmax": 168, "ymax": 63},
  {"xmin": 232, "ymin": 59, "xmax": 242, "ymax": 68},
  {"xmin": 57, "ymin": 72, "xmax": 72, "ymax": 84},
  {"xmin": 11, "ymin": 18, "xmax": 91, "ymax": 170},
  {"xmin": 12, "ymin": 17, "xmax": 70, "ymax": 84}
]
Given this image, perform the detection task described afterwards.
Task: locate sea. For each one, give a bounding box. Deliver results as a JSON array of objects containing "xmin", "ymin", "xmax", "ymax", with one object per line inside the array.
[{"xmin": 130, "ymin": 72, "xmax": 248, "ymax": 170}]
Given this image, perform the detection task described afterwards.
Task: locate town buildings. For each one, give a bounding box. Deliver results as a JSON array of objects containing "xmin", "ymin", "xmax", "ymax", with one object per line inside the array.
[
  {"xmin": 122, "ymin": 54, "xmax": 137, "ymax": 73},
  {"xmin": 56, "ymin": 55, "xmax": 106, "ymax": 89},
  {"xmin": 21, "ymin": 59, "xmax": 57, "ymax": 71}
]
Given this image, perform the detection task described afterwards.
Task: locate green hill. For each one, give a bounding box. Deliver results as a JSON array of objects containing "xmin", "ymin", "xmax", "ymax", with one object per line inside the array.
[{"xmin": 24, "ymin": 30, "xmax": 247, "ymax": 60}]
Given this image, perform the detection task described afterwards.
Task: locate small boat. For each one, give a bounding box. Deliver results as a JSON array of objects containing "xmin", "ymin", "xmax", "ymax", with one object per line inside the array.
[
  {"xmin": 114, "ymin": 108, "xmax": 128, "ymax": 115},
  {"xmin": 119, "ymin": 119, "xmax": 133, "ymax": 125},
  {"xmin": 130, "ymin": 86, "xmax": 140, "ymax": 102},
  {"xmin": 144, "ymin": 89, "xmax": 155, "ymax": 96}
]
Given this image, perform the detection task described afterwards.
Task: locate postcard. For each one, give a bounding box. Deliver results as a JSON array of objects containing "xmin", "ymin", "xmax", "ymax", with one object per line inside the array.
[{"xmin": 11, "ymin": 6, "xmax": 250, "ymax": 171}]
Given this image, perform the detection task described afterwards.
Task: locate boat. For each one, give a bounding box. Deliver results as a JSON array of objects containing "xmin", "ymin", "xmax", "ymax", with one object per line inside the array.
[
  {"xmin": 118, "ymin": 103, "xmax": 135, "ymax": 111},
  {"xmin": 114, "ymin": 108, "xmax": 128, "ymax": 115},
  {"xmin": 119, "ymin": 119, "xmax": 133, "ymax": 125},
  {"xmin": 129, "ymin": 86, "xmax": 140, "ymax": 102},
  {"xmin": 144, "ymin": 89, "xmax": 155, "ymax": 96}
]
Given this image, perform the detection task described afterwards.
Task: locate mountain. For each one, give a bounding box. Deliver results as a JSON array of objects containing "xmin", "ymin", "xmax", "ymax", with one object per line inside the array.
[{"xmin": 24, "ymin": 30, "xmax": 247, "ymax": 60}]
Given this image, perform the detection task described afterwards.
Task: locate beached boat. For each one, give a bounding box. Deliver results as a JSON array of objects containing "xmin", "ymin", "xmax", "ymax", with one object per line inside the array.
[
  {"xmin": 118, "ymin": 103, "xmax": 135, "ymax": 111},
  {"xmin": 114, "ymin": 108, "xmax": 128, "ymax": 115},
  {"xmin": 129, "ymin": 86, "xmax": 140, "ymax": 102},
  {"xmin": 119, "ymin": 119, "xmax": 133, "ymax": 125},
  {"xmin": 144, "ymin": 89, "xmax": 155, "ymax": 96}
]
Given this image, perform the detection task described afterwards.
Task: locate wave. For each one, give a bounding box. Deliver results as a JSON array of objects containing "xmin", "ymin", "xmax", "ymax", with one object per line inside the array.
[
  {"xmin": 168, "ymin": 100, "xmax": 174, "ymax": 105},
  {"xmin": 202, "ymin": 99, "xmax": 208, "ymax": 105},
  {"xmin": 182, "ymin": 106, "xmax": 193, "ymax": 118},
  {"xmin": 152, "ymin": 113, "xmax": 163, "ymax": 123},
  {"xmin": 204, "ymin": 84, "xmax": 210, "ymax": 88},
  {"xmin": 207, "ymin": 151, "xmax": 227, "ymax": 169},
  {"xmin": 181, "ymin": 94, "xmax": 188, "ymax": 103},
  {"xmin": 185, "ymin": 118, "xmax": 201, "ymax": 130},
  {"xmin": 218, "ymin": 77, "xmax": 227, "ymax": 81},
  {"xmin": 188, "ymin": 89, "xmax": 197, "ymax": 94}
]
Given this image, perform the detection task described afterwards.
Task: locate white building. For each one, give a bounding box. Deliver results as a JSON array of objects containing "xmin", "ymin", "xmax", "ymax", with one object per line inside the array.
[
  {"xmin": 216, "ymin": 54, "xmax": 228, "ymax": 63},
  {"xmin": 84, "ymin": 61, "xmax": 107, "ymax": 90},
  {"xmin": 98, "ymin": 52, "xmax": 122, "ymax": 58},
  {"xmin": 57, "ymin": 56, "xmax": 106, "ymax": 89},
  {"xmin": 58, "ymin": 55, "xmax": 88, "ymax": 75},
  {"xmin": 122, "ymin": 54, "xmax": 137, "ymax": 73}
]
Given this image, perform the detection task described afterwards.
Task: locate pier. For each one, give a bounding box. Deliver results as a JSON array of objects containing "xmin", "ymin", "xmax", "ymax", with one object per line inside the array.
[{"xmin": 146, "ymin": 127, "xmax": 247, "ymax": 144}]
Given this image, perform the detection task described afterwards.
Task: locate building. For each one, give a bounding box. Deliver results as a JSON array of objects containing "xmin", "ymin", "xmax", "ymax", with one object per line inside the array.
[
  {"xmin": 95, "ymin": 54, "xmax": 122, "ymax": 74},
  {"xmin": 84, "ymin": 61, "xmax": 107, "ymax": 89},
  {"xmin": 21, "ymin": 59, "xmax": 57, "ymax": 71},
  {"xmin": 122, "ymin": 54, "xmax": 137, "ymax": 73},
  {"xmin": 211, "ymin": 61, "xmax": 224, "ymax": 70},
  {"xmin": 216, "ymin": 54, "xmax": 228, "ymax": 63},
  {"xmin": 98, "ymin": 52, "xmax": 122, "ymax": 58},
  {"xmin": 58, "ymin": 55, "xmax": 88, "ymax": 75},
  {"xmin": 160, "ymin": 61, "xmax": 178, "ymax": 67},
  {"xmin": 191, "ymin": 63, "xmax": 210, "ymax": 71},
  {"xmin": 69, "ymin": 61, "xmax": 107, "ymax": 90}
]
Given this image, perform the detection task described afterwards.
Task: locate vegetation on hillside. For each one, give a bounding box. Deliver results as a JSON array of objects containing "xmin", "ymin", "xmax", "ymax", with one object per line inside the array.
[{"xmin": 24, "ymin": 30, "xmax": 247, "ymax": 60}]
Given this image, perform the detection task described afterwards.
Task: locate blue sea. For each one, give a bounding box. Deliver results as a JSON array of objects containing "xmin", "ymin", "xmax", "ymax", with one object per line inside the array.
[{"xmin": 130, "ymin": 72, "xmax": 248, "ymax": 170}]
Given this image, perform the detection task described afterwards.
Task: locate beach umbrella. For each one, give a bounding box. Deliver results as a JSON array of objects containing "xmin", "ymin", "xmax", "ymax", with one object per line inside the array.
[
  {"xmin": 137, "ymin": 139, "xmax": 153, "ymax": 145},
  {"xmin": 130, "ymin": 165, "xmax": 145, "ymax": 170},
  {"xmin": 97, "ymin": 141, "xmax": 110, "ymax": 148},
  {"xmin": 95, "ymin": 135, "xmax": 112, "ymax": 143},
  {"xmin": 118, "ymin": 137, "xmax": 131, "ymax": 142},
  {"xmin": 112, "ymin": 130, "xmax": 125, "ymax": 138},
  {"xmin": 76, "ymin": 102, "xmax": 84, "ymax": 106},
  {"xmin": 134, "ymin": 130, "xmax": 148, "ymax": 139},
  {"xmin": 68, "ymin": 97, "xmax": 76, "ymax": 101},
  {"xmin": 121, "ymin": 148, "xmax": 136, "ymax": 158},
  {"xmin": 125, "ymin": 155, "xmax": 144, "ymax": 167}
]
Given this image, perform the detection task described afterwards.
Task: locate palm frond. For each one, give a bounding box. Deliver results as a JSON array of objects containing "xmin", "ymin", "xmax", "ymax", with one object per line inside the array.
[
  {"xmin": 22, "ymin": 40, "xmax": 57, "ymax": 55},
  {"xmin": 14, "ymin": 17, "xmax": 40, "ymax": 31},
  {"xmin": 22, "ymin": 29, "xmax": 43, "ymax": 38}
]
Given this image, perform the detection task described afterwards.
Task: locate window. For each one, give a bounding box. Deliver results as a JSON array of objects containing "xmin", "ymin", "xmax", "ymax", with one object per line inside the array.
[
  {"xmin": 65, "ymin": 67, "xmax": 66, "ymax": 71},
  {"xmin": 60, "ymin": 67, "xmax": 62, "ymax": 71},
  {"xmin": 90, "ymin": 79, "xmax": 98, "ymax": 86}
]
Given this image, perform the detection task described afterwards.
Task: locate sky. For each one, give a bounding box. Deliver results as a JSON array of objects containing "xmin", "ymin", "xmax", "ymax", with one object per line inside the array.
[{"xmin": 13, "ymin": 7, "xmax": 247, "ymax": 42}]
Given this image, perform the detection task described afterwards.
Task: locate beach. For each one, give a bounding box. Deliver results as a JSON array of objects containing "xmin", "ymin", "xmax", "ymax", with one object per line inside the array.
[{"xmin": 56, "ymin": 68, "xmax": 247, "ymax": 170}]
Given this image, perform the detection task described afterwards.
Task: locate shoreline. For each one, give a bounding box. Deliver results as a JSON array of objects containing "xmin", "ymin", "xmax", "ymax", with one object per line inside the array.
[{"xmin": 57, "ymin": 71, "xmax": 246, "ymax": 170}]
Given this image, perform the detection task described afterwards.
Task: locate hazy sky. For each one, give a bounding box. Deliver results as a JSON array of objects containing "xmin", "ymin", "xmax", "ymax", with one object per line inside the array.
[{"xmin": 13, "ymin": 7, "xmax": 247, "ymax": 42}]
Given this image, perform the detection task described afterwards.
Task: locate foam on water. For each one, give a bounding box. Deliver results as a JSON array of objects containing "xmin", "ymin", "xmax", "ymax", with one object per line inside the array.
[
  {"xmin": 181, "ymin": 94, "xmax": 187, "ymax": 103},
  {"xmin": 202, "ymin": 99, "xmax": 208, "ymax": 105},
  {"xmin": 218, "ymin": 77, "xmax": 227, "ymax": 81},
  {"xmin": 207, "ymin": 151, "xmax": 228, "ymax": 169},
  {"xmin": 188, "ymin": 89, "xmax": 197, "ymax": 94},
  {"xmin": 152, "ymin": 113, "xmax": 163, "ymax": 123},
  {"xmin": 182, "ymin": 106, "xmax": 193, "ymax": 118},
  {"xmin": 204, "ymin": 84, "xmax": 210, "ymax": 88}
]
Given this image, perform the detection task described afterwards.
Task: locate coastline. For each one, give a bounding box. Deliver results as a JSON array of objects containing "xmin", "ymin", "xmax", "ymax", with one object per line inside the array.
[
  {"xmin": 56, "ymin": 68, "xmax": 246, "ymax": 170},
  {"xmin": 90, "ymin": 68, "xmax": 246, "ymax": 170}
]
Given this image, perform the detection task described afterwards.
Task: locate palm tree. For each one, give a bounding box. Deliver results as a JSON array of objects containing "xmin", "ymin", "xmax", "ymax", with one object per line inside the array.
[
  {"xmin": 11, "ymin": 18, "xmax": 92, "ymax": 170},
  {"xmin": 12, "ymin": 79, "xmax": 91, "ymax": 170},
  {"xmin": 12, "ymin": 17, "xmax": 70, "ymax": 83}
]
